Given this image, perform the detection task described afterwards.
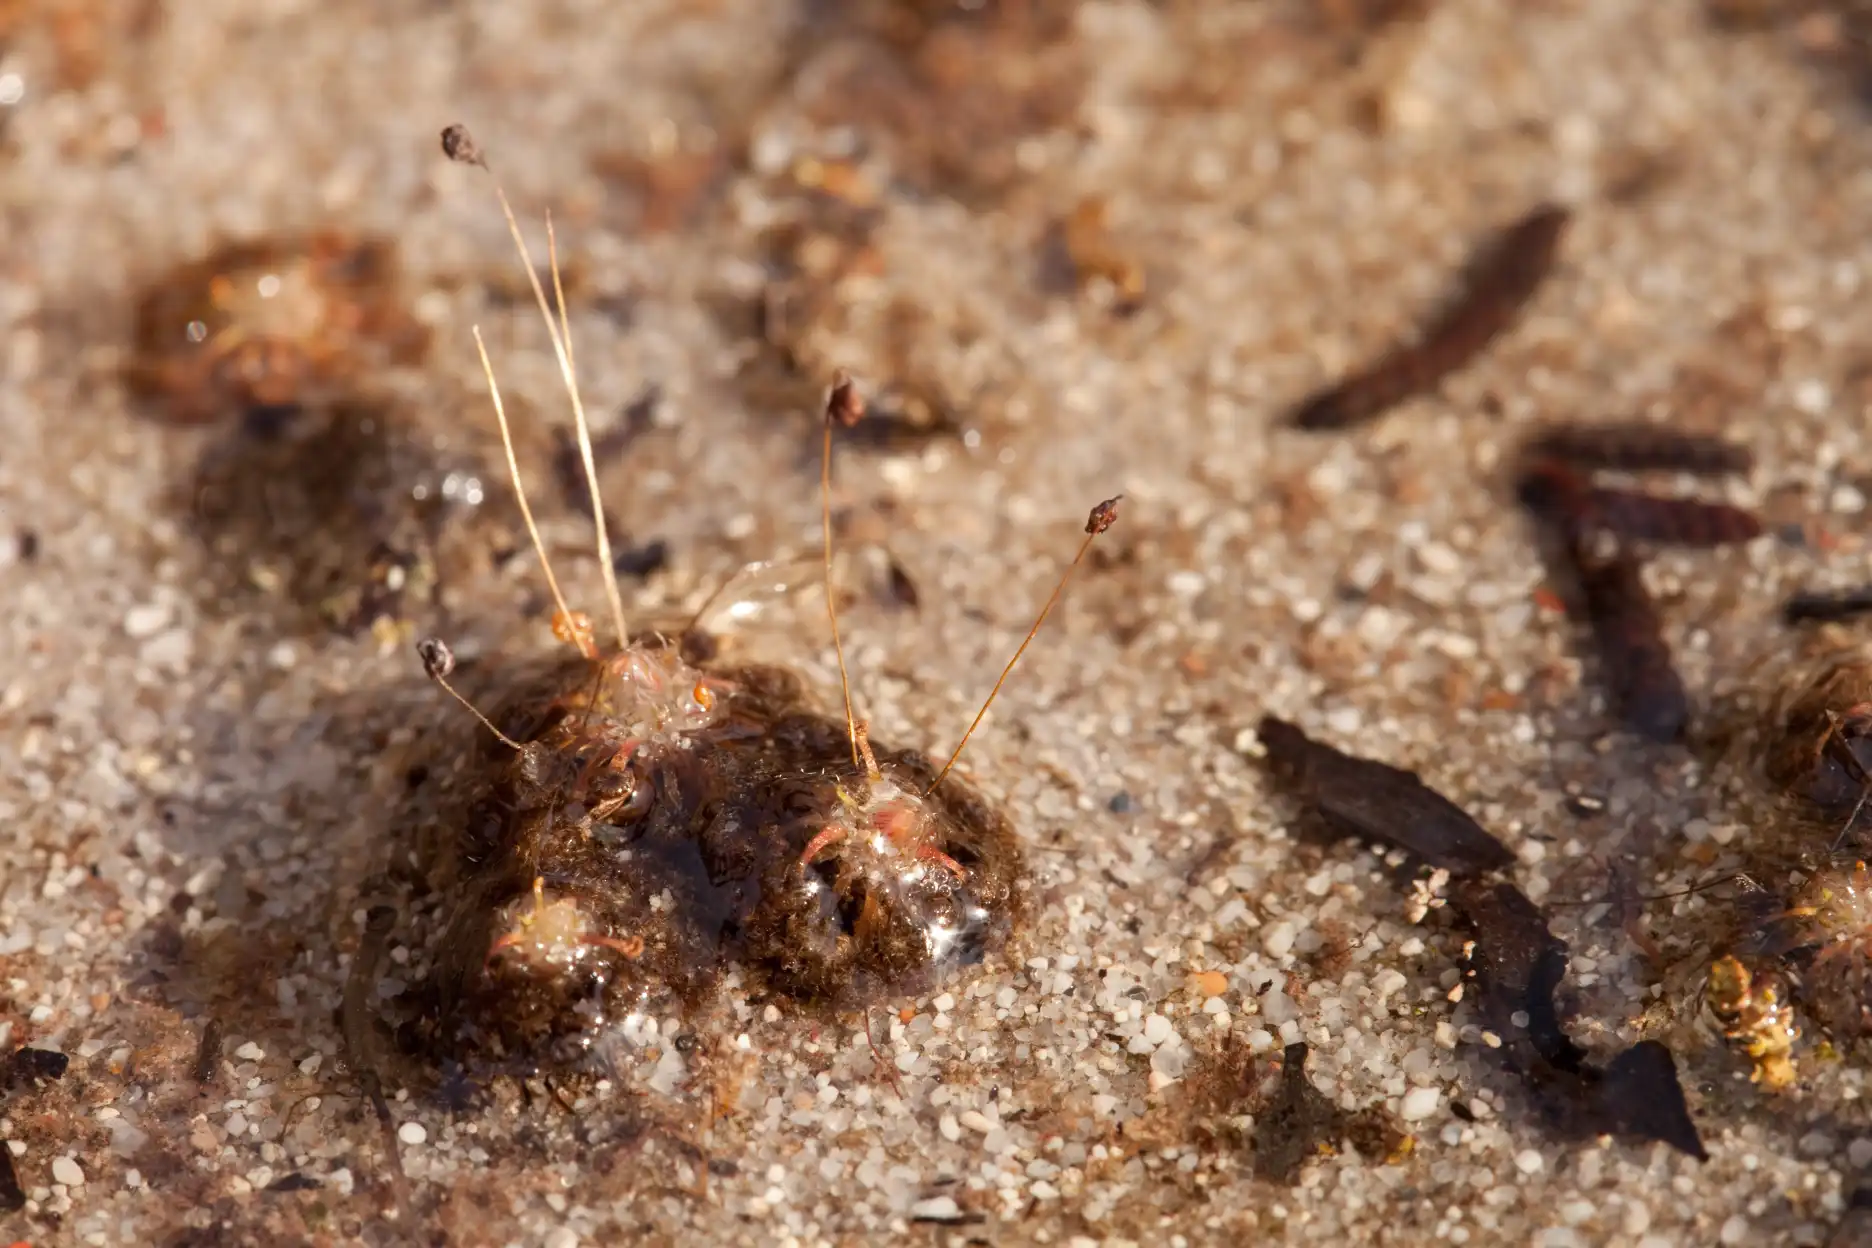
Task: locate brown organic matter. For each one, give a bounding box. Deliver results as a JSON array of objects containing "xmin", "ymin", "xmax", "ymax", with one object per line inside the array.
[
  {"xmin": 413, "ymin": 642, "xmax": 1025, "ymax": 1073},
  {"xmin": 182, "ymin": 400, "xmax": 504, "ymax": 640},
  {"xmin": 1291, "ymin": 204, "xmax": 1569, "ymax": 430},
  {"xmin": 128, "ymin": 231, "xmax": 429, "ymax": 424},
  {"xmin": 1764, "ymin": 647, "xmax": 1872, "ymax": 818}
]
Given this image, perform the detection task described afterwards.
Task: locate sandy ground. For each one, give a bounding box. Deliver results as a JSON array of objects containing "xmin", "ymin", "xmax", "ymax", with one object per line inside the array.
[{"xmin": 6, "ymin": 1, "xmax": 1872, "ymax": 1244}]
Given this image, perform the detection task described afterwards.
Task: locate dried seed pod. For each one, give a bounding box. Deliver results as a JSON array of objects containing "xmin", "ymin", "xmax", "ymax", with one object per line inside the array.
[
  {"xmin": 1293, "ymin": 204, "xmax": 1569, "ymax": 431},
  {"xmin": 440, "ymin": 122, "xmax": 486, "ymax": 167}
]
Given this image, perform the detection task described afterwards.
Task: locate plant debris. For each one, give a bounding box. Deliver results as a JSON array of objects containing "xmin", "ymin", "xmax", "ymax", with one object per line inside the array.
[
  {"xmin": 1253, "ymin": 1042, "xmax": 1409, "ymax": 1183},
  {"xmin": 1255, "ymin": 715, "xmax": 1516, "ymax": 876},
  {"xmin": 0, "ymin": 1147, "xmax": 21, "ymax": 1213},
  {"xmin": 1706, "ymin": 953, "xmax": 1800, "ymax": 1090},
  {"xmin": 1291, "ymin": 204, "xmax": 1569, "ymax": 430},
  {"xmin": 379, "ymin": 127, "xmax": 1117, "ymax": 1084},
  {"xmin": 1513, "ymin": 419, "xmax": 1765, "ymax": 741},
  {"xmin": 1763, "ymin": 646, "xmax": 1872, "ymax": 819},
  {"xmin": 1517, "ymin": 459, "xmax": 1763, "ymax": 548},
  {"xmin": 1564, "ymin": 546, "xmax": 1691, "ymax": 744},
  {"xmin": 1786, "ymin": 588, "xmax": 1872, "ymax": 626},
  {"xmin": 1521, "ymin": 421, "xmax": 1754, "ymax": 476},
  {"xmin": 126, "ymin": 231, "xmax": 428, "ymax": 424},
  {"xmin": 181, "ymin": 399, "xmax": 505, "ymax": 642},
  {"xmin": 1257, "ymin": 719, "xmax": 1707, "ymax": 1160}
]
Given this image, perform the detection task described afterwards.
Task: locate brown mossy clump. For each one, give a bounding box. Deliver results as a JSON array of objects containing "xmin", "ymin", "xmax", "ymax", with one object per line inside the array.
[
  {"xmin": 1763, "ymin": 641, "xmax": 1872, "ymax": 819},
  {"xmin": 128, "ymin": 231, "xmax": 428, "ymax": 425},
  {"xmin": 416, "ymin": 639, "xmax": 1025, "ymax": 1072}
]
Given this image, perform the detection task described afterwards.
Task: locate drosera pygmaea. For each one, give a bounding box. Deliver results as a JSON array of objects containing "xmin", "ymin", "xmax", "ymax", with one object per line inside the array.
[{"xmin": 362, "ymin": 124, "xmax": 1121, "ymax": 1084}]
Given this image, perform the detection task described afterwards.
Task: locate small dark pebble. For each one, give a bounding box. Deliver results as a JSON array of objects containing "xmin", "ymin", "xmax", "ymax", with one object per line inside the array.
[
  {"xmin": 16, "ymin": 528, "xmax": 39, "ymax": 561},
  {"xmin": 266, "ymin": 1172, "xmax": 323, "ymax": 1192},
  {"xmin": 6, "ymin": 1045, "xmax": 71, "ymax": 1088},
  {"xmin": 1107, "ymin": 791, "xmax": 1134, "ymax": 814},
  {"xmin": 613, "ymin": 538, "xmax": 670, "ymax": 579},
  {"xmin": 707, "ymin": 1158, "xmax": 739, "ymax": 1177},
  {"xmin": 1449, "ymin": 1099, "xmax": 1477, "ymax": 1122}
]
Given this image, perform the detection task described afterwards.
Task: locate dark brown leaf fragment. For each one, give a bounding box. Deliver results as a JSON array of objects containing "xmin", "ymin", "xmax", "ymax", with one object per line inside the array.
[
  {"xmin": 0, "ymin": 1146, "xmax": 21, "ymax": 1212},
  {"xmin": 1523, "ymin": 421, "xmax": 1753, "ymax": 477},
  {"xmin": 1450, "ymin": 879, "xmax": 1583, "ymax": 1067},
  {"xmin": 1580, "ymin": 486, "xmax": 1763, "ymax": 548},
  {"xmin": 1567, "ymin": 548, "xmax": 1688, "ymax": 743},
  {"xmin": 1594, "ymin": 1041, "xmax": 1708, "ymax": 1160},
  {"xmin": 1786, "ymin": 588, "xmax": 1872, "ymax": 626},
  {"xmin": 1446, "ymin": 877, "xmax": 1706, "ymax": 1160},
  {"xmin": 1292, "ymin": 204, "xmax": 1569, "ymax": 431},
  {"xmin": 884, "ymin": 553, "xmax": 920, "ymax": 610},
  {"xmin": 194, "ymin": 1018, "xmax": 223, "ymax": 1086},
  {"xmin": 1256, "ymin": 716, "xmax": 1515, "ymax": 877},
  {"xmin": 1516, "ymin": 459, "xmax": 1762, "ymax": 549},
  {"xmin": 266, "ymin": 1171, "xmax": 323, "ymax": 1192}
]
